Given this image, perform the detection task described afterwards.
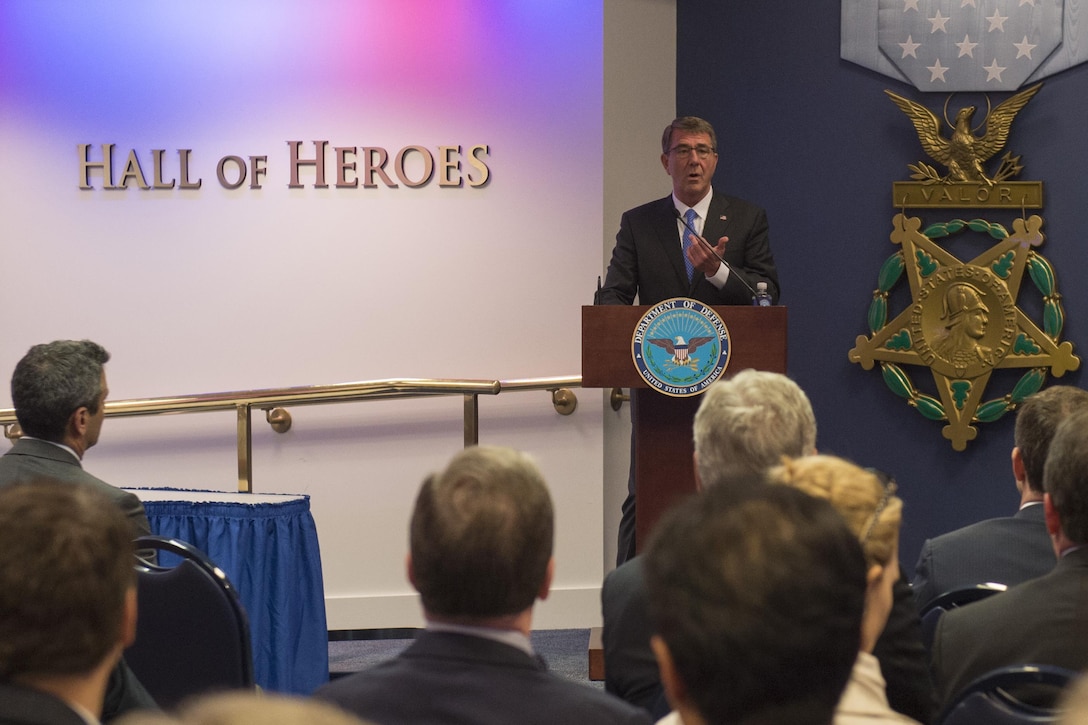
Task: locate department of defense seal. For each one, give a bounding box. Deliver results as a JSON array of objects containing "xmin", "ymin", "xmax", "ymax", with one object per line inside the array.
[{"xmin": 632, "ymin": 298, "xmax": 730, "ymax": 397}]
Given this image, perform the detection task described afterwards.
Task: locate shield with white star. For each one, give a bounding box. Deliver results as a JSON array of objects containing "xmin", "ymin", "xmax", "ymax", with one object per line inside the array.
[{"xmin": 876, "ymin": 0, "xmax": 1062, "ymax": 91}]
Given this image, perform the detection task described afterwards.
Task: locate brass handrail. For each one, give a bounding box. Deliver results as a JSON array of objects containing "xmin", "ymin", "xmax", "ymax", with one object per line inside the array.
[{"xmin": 0, "ymin": 376, "xmax": 582, "ymax": 493}]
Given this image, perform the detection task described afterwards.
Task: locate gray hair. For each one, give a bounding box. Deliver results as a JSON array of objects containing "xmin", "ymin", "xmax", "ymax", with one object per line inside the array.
[
  {"xmin": 11, "ymin": 340, "xmax": 110, "ymax": 442},
  {"xmin": 693, "ymin": 370, "xmax": 816, "ymax": 487},
  {"xmin": 661, "ymin": 116, "xmax": 718, "ymax": 155}
]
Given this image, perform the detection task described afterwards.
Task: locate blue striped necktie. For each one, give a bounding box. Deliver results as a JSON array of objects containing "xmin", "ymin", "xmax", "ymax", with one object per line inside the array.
[{"xmin": 682, "ymin": 209, "xmax": 698, "ymax": 281}]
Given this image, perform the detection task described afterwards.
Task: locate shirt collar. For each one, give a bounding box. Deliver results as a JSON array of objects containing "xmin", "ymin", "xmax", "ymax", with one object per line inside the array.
[
  {"xmin": 673, "ymin": 188, "xmax": 714, "ymax": 223},
  {"xmin": 1060, "ymin": 544, "xmax": 1087, "ymax": 559},
  {"xmin": 68, "ymin": 700, "xmax": 101, "ymax": 725},
  {"xmin": 425, "ymin": 620, "xmax": 534, "ymax": 656},
  {"xmin": 20, "ymin": 435, "xmax": 81, "ymax": 462}
]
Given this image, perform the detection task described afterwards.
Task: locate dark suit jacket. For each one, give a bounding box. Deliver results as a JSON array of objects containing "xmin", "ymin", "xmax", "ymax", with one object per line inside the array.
[
  {"xmin": 0, "ymin": 682, "xmax": 88, "ymax": 725},
  {"xmin": 598, "ymin": 192, "xmax": 780, "ymax": 306},
  {"xmin": 0, "ymin": 437, "xmax": 150, "ymax": 539},
  {"xmin": 315, "ymin": 630, "xmax": 651, "ymax": 725},
  {"xmin": 601, "ymin": 558, "xmax": 670, "ymax": 718},
  {"xmin": 912, "ymin": 504, "xmax": 1054, "ymax": 610},
  {"xmin": 0, "ymin": 439, "xmax": 158, "ymax": 721},
  {"xmin": 602, "ymin": 557, "xmax": 938, "ymax": 724},
  {"xmin": 931, "ymin": 546, "xmax": 1088, "ymax": 706}
]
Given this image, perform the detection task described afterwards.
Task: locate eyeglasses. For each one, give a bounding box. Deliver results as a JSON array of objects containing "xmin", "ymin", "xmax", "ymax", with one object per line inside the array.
[
  {"xmin": 668, "ymin": 144, "xmax": 716, "ymax": 160},
  {"xmin": 860, "ymin": 469, "xmax": 897, "ymax": 546}
]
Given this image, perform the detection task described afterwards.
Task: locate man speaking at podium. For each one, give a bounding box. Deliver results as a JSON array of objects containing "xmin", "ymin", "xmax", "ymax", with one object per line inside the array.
[{"xmin": 597, "ymin": 116, "xmax": 780, "ymax": 564}]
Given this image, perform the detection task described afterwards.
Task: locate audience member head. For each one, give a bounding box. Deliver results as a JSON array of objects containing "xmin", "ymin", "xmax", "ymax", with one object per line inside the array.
[
  {"xmin": 1042, "ymin": 407, "xmax": 1088, "ymax": 549},
  {"xmin": 1013, "ymin": 385, "xmax": 1088, "ymax": 496},
  {"xmin": 644, "ymin": 483, "xmax": 867, "ymax": 725},
  {"xmin": 409, "ymin": 445, "xmax": 554, "ymax": 623},
  {"xmin": 0, "ymin": 479, "xmax": 136, "ymax": 712},
  {"xmin": 692, "ymin": 369, "xmax": 817, "ymax": 488},
  {"xmin": 114, "ymin": 692, "xmax": 376, "ymax": 725},
  {"xmin": 11, "ymin": 339, "xmax": 111, "ymax": 448},
  {"xmin": 661, "ymin": 116, "xmax": 718, "ymax": 156},
  {"xmin": 768, "ymin": 455, "xmax": 903, "ymax": 654}
]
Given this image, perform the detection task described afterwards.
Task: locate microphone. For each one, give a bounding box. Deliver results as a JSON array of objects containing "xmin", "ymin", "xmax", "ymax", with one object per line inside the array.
[
  {"xmin": 594, "ymin": 275, "xmax": 602, "ymax": 305},
  {"xmin": 674, "ymin": 208, "xmax": 759, "ymax": 300}
]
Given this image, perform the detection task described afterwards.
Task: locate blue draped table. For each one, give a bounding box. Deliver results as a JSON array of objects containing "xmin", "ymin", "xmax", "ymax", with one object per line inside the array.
[{"xmin": 126, "ymin": 488, "xmax": 329, "ymax": 695}]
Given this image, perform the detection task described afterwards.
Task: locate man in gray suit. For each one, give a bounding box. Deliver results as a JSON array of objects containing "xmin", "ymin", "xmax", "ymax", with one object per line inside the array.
[
  {"xmin": 0, "ymin": 339, "xmax": 156, "ymax": 719},
  {"xmin": 912, "ymin": 385, "xmax": 1088, "ymax": 610},
  {"xmin": 0, "ymin": 339, "xmax": 149, "ymax": 539},
  {"xmin": 932, "ymin": 405, "xmax": 1088, "ymax": 705}
]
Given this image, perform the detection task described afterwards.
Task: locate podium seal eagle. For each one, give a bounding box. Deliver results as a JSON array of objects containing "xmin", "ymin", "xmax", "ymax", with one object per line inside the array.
[{"xmin": 632, "ymin": 298, "xmax": 730, "ymax": 397}]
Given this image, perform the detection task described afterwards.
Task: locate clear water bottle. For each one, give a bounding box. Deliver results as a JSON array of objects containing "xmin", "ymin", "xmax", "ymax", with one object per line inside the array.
[{"xmin": 753, "ymin": 281, "xmax": 772, "ymax": 307}]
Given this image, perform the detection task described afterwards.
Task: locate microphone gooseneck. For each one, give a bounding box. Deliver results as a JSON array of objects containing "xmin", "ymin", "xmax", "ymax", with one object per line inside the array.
[{"xmin": 673, "ymin": 208, "xmax": 759, "ymax": 299}]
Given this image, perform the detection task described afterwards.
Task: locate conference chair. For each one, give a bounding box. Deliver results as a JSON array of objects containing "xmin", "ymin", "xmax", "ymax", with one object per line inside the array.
[
  {"xmin": 919, "ymin": 583, "xmax": 1007, "ymax": 653},
  {"xmin": 125, "ymin": 536, "xmax": 255, "ymax": 708},
  {"xmin": 937, "ymin": 664, "xmax": 1075, "ymax": 725}
]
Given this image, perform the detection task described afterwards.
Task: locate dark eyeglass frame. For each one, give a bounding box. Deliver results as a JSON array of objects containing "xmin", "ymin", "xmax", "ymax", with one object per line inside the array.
[{"xmin": 668, "ymin": 144, "xmax": 716, "ymax": 160}]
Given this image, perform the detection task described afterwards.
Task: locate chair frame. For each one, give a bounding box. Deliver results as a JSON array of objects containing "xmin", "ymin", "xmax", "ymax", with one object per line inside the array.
[
  {"xmin": 920, "ymin": 582, "xmax": 1007, "ymax": 654},
  {"xmin": 127, "ymin": 535, "xmax": 255, "ymax": 706},
  {"xmin": 937, "ymin": 664, "xmax": 1076, "ymax": 724}
]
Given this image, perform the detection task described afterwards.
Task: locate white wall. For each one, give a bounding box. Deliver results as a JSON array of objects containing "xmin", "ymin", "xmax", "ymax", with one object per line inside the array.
[
  {"xmin": 0, "ymin": 0, "xmax": 675, "ymax": 630},
  {"xmin": 602, "ymin": 0, "xmax": 678, "ymax": 570}
]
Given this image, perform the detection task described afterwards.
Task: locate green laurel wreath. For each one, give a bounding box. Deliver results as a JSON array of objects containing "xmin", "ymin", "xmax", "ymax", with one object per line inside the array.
[{"xmin": 866, "ymin": 219, "xmax": 1063, "ymax": 423}]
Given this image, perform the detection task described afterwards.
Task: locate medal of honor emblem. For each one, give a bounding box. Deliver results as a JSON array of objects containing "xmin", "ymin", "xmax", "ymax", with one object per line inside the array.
[{"xmin": 850, "ymin": 85, "xmax": 1079, "ymax": 450}]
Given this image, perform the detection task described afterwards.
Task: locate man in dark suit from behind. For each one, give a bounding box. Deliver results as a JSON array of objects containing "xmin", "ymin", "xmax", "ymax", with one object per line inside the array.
[
  {"xmin": 913, "ymin": 385, "xmax": 1088, "ymax": 610},
  {"xmin": 601, "ymin": 369, "xmax": 938, "ymax": 723},
  {"xmin": 645, "ymin": 483, "xmax": 867, "ymax": 725},
  {"xmin": 932, "ymin": 406, "xmax": 1088, "ymax": 705},
  {"xmin": 0, "ymin": 480, "xmax": 139, "ymax": 725},
  {"xmin": 316, "ymin": 446, "xmax": 650, "ymax": 725},
  {"xmin": 0, "ymin": 339, "xmax": 156, "ymax": 719}
]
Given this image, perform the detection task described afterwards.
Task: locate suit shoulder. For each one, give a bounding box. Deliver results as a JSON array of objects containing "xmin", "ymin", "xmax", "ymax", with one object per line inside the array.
[
  {"xmin": 711, "ymin": 192, "xmax": 764, "ymax": 214},
  {"xmin": 533, "ymin": 672, "xmax": 653, "ymax": 722},
  {"xmin": 929, "ymin": 515, "xmax": 1049, "ymax": 561},
  {"xmin": 622, "ymin": 196, "xmax": 674, "ymax": 219},
  {"xmin": 315, "ymin": 659, "xmax": 651, "ymax": 724},
  {"xmin": 924, "ymin": 516, "xmax": 1020, "ymax": 551},
  {"xmin": 604, "ymin": 557, "xmax": 644, "ymax": 591}
]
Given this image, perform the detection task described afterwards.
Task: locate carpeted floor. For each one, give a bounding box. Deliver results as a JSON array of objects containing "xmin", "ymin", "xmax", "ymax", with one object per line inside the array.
[{"xmin": 328, "ymin": 628, "xmax": 600, "ymax": 688}]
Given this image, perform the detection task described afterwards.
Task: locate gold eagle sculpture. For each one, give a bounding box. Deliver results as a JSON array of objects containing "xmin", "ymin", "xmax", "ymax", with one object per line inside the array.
[{"xmin": 886, "ymin": 83, "xmax": 1041, "ymax": 185}]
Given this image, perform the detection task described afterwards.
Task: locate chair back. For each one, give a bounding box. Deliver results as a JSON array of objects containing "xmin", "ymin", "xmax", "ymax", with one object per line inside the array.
[
  {"xmin": 125, "ymin": 536, "xmax": 255, "ymax": 708},
  {"xmin": 938, "ymin": 664, "xmax": 1075, "ymax": 725},
  {"xmin": 920, "ymin": 583, "xmax": 1007, "ymax": 653}
]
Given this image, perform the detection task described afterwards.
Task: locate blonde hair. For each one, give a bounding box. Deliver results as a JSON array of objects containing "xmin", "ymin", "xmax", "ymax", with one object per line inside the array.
[{"xmin": 768, "ymin": 455, "xmax": 902, "ymax": 568}]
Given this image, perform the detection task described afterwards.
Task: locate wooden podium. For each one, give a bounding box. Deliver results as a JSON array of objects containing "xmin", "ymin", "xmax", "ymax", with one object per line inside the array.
[{"xmin": 582, "ymin": 305, "xmax": 788, "ymax": 550}]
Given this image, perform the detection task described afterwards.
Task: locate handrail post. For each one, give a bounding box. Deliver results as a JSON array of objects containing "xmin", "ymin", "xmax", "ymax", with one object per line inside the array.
[
  {"xmin": 463, "ymin": 394, "xmax": 479, "ymax": 447},
  {"xmin": 237, "ymin": 403, "xmax": 253, "ymax": 493}
]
